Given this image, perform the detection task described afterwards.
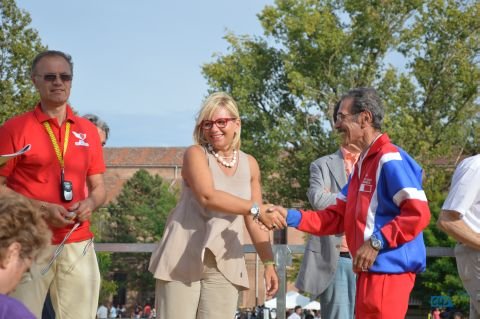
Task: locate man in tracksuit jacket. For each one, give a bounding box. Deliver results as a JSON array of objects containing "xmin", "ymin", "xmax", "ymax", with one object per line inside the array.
[{"xmin": 265, "ymin": 88, "xmax": 431, "ymax": 319}]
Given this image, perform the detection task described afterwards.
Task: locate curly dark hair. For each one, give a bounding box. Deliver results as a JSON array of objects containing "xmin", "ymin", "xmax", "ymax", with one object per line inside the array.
[{"xmin": 0, "ymin": 195, "xmax": 51, "ymax": 262}]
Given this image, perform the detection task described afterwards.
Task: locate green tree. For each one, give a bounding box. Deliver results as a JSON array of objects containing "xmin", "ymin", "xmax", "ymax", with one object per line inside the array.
[
  {"xmin": 91, "ymin": 207, "xmax": 118, "ymax": 303},
  {"xmin": 383, "ymin": 1, "xmax": 479, "ymax": 310},
  {"xmin": 0, "ymin": 0, "xmax": 45, "ymax": 123},
  {"xmin": 203, "ymin": 0, "xmax": 479, "ymax": 310},
  {"xmin": 102, "ymin": 169, "xmax": 178, "ymax": 303},
  {"xmin": 97, "ymin": 252, "xmax": 118, "ymax": 303},
  {"xmin": 107, "ymin": 169, "xmax": 178, "ymax": 243}
]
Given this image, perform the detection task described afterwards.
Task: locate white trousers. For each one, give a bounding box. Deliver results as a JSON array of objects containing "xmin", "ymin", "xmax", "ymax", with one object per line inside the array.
[
  {"xmin": 155, "ymin": 249, "xmax": 240, "ymax": 319},
  {"xmin": 11, "ymin": 239, "xmax": 101, "ymax": 319},
  {"xmin": 455, "ymin": 243, "xmax": 480, "ymax": 319}
]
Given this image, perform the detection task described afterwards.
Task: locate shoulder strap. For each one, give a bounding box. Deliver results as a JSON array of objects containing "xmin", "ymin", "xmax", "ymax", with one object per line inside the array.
[{"xmin": 201, "ymin": 144, "xmax": 210, "ymax": 167}]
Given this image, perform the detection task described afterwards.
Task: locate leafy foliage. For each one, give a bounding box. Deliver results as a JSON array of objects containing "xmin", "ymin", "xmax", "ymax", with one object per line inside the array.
[
  {"xmin": 107, "ymin": 169, "xmax": 178, "ymax": 243},
  {"xmin": 0, "ymin": 0, "xmax": 45, "ymax": 123},
  {"xmin": 97, "ymin": 252, "xmax": 118, "ymax": 303},
  {"xmin": 90, "ymin": 207, "xmax": 118, "ymax": 302},
  {"xmin": 203, "ymin": 0, "xmax": 479, "ymax": 311},
  {"xmin": 97, "ymin": 169, "xmax": 178, "ymax": 303}
]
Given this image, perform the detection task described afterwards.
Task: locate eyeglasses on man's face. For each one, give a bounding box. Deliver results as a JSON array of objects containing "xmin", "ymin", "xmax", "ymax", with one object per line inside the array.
[
  {"xmin": 35, "ymin": 73, "xmax": 73, "ymax": 83},
  {"xmin": 200, "ymin": 118, "xmax": 237, "ymax": 130}
]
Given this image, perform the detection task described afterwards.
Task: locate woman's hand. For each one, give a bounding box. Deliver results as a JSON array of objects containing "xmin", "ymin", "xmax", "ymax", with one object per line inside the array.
[{"xmin": 264, "ymin": 263, "xmax": 279, "ymax": 299}]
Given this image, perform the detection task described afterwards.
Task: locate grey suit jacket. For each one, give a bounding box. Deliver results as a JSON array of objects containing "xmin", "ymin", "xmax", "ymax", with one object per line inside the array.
[{"xmin": 295, "ymin": 150, "xmax": 347, "ymax": 297}]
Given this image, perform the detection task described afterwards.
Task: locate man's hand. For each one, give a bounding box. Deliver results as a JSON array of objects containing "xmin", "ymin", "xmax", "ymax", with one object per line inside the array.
[
  {"xmin": 43, "ymin": 203, "xmax": 75, "ymax": 228},
  {"xmin": 353, "ymin": 240, "xmax": 379, "ymax": 272},
  {"xmin": 259, "ymin": 204, "xmax": 287, "ymax": 230},
  {"xmin": 69, "ymin": 198, "xmax": 95, "ymax": 222}
]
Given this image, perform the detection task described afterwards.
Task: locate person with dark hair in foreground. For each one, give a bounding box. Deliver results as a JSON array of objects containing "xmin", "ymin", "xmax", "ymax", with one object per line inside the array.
[{"xmin": 0, "ymin": 195, "xmax": 51, "ymax": 319}]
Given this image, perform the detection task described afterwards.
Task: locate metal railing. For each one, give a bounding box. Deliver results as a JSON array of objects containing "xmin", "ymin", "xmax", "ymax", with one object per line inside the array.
[{"xmin": 94, "ymin": 244, "xmax": 454, "ymax": 319}]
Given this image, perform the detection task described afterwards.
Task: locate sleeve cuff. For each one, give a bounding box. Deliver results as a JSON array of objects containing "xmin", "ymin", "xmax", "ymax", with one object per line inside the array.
[{"xmin": 287, "ymin": 209, "xmax": 302, "ymax": 227}]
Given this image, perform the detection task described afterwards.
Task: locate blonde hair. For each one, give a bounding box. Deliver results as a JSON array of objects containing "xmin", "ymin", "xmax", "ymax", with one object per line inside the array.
[
  {"xmin": 0, "ymin": 195, "xmax": 51, "ymax": 262},
  {"xmin": 193, "ymin": 92, "xmax": 241, "ymax": 150}
]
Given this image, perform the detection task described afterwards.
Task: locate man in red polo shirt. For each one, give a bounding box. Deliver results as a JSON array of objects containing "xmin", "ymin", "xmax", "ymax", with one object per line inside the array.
[{"xmin": 0, "ymin": 50, "xmax": 106, "ymax": 318}]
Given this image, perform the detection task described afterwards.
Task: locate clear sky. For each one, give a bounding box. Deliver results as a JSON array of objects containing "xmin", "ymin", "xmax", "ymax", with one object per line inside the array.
[{"xmin": 16, "ymin": 0, "xmax": 274, "ymax": 147}]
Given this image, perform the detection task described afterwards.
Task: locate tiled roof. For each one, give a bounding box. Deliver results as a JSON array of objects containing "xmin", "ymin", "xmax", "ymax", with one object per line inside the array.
[
  {"xmin": 102, "ymin": 147, "xmax": 186, "ymax": 203},
  {"xmin": 104, "ymin": 147, "xmax": 186, "ymax": 166}
]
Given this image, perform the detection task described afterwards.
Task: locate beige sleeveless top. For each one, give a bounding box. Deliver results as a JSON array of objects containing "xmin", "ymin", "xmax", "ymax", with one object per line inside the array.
[{"xmin": 148, "ymin": 148, "xmax": 251, "ymax": 289}]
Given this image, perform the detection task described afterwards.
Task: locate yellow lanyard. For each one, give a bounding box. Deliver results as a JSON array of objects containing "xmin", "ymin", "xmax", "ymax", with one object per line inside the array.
[{"xmin": 43, "ymin": 121, "xmax": 71, "ymax": 168}]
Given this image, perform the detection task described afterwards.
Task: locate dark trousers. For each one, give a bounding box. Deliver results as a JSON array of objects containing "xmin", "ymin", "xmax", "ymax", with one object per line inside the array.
[{"xmin": 42, "ymin": 292, "xmax": 55, "ymax": 319}]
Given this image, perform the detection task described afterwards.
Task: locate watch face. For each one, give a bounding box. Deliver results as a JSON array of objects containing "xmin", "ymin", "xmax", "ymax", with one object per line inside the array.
[
  {"xmin": 371, "ymin": 236, "xmax": 382, "ymax": 250},
  {"xmin": 250, "ymin": 204, "xmax": 260, "ymax": 216}
]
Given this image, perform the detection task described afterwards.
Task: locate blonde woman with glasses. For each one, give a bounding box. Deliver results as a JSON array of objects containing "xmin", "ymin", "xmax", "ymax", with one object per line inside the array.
[{"xmin": 149, "ymin": 92, "xmax": 285, "ymax": 319}]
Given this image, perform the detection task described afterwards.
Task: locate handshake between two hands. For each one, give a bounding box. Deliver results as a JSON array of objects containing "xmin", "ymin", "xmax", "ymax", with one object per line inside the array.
[{"xmin": 257, "ymin": 204, "xmax": 289, "ymax": 231}]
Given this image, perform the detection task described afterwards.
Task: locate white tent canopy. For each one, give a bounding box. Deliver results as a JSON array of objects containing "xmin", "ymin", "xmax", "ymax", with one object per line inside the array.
[
  {"xmin": 303, "ymin": 300, "xmax": 321, "ymax": 310},
  {"xmin": 264, "ymin": 291, "xmax": 312, "ymax": 309}
]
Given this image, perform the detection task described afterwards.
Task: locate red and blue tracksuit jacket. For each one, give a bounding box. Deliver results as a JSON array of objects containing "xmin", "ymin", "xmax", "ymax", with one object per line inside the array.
[{"xmin": 287, "ymin": 134, "xmax": 431, "ymax": 273}]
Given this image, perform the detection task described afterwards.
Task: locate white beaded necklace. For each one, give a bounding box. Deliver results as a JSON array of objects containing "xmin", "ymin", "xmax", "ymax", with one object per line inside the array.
[{"xmin": 207, "ymin": 144, "xmax": 237, "ymax": 168}]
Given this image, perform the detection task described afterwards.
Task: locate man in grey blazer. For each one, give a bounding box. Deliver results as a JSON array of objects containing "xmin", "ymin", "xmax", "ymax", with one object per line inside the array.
[{"xmin": 295, "ymin": 106, "xmax": 359, "ymax": 318}]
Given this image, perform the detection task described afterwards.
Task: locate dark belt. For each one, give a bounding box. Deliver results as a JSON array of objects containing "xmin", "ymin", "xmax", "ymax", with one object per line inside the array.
[{"xmin": 339, "ymin": 252, "xmax": 351, "ymax": 258}]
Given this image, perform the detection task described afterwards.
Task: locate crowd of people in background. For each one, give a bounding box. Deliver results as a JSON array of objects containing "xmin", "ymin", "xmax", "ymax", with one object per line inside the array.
[
  {"xmin": 96, "ymin": 302, "xmax": 155, "ymax": 319},
  {"xmin": 428, "ymin": 307, "xmax": 465, "ymax": 319},
  {"xmin": 234, "ymin": 305, "xmax": 322, "ymax": 319}
]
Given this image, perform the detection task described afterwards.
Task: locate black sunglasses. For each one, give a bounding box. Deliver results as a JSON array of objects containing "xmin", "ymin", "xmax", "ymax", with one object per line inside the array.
[{"xmin": 35, "ymin": 73, "xmax": 73, "ymax": 82}]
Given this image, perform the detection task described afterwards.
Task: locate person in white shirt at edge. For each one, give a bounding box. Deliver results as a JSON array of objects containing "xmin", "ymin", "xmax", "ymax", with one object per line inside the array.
[
  {"xmin": 288, "ymin": 306, "xmax": 303, "ymax": 319},
  {"xmin": 96, "ymin": 302, "xmax": 108, "ymax": 319},
  {"xmin": 108, "ymin": 302, "xmax": 117, "ymax": 319},
  {"xmin": 437, "ymin": 154, "xmax": 480, "ymax": 319}
]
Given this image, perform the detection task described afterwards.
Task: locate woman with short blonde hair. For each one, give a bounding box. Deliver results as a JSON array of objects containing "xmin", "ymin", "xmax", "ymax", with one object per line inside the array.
[{"xmin": 149, "ymin": 92, "xmax": 285, "ymax": 319}]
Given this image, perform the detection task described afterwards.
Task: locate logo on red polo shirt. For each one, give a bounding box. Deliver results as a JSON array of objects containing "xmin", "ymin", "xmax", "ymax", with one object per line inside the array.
[{"xmin": 72, "ymin": 131, "xmax": 89, "ymax": 147}]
